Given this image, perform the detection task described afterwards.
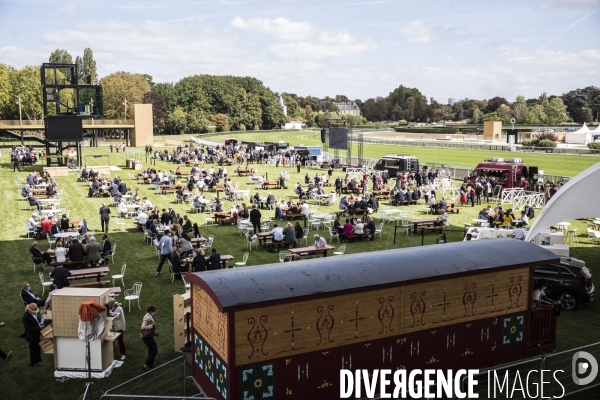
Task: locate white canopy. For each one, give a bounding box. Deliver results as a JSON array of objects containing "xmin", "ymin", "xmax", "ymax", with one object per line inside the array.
[
  {"xmin": 572, "ymin": 122, "xmax": 591, "ymax": 134},
  {"xmin": 565, "ymin": 122, "xmax": 592, "ymax": 144},
  {"xmin": 525, "ymin": 162, "xmax": 600, "ymax": 241},
  {"xmin": 593, "ymin": 124, "xmax": 600, "ymax": 132}
]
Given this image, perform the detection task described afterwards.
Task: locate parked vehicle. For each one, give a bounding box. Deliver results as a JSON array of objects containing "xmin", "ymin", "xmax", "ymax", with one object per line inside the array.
[
  {"xmin": 534, "ymin": 257, "xmax": 594, "ymax": 310},
  {"xmin": 374, "ymin": 154, "xmax": 419, "ymax": 175},
  {"xmin": 466, "ymin": 158, "xmax": 538, "ymax": 189}
]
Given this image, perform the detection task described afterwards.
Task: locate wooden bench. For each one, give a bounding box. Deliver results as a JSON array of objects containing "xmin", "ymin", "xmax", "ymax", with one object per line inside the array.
[
  {"xmin": 345, "ymin": 233, "xmax": 376, "ymax": 241},
  {"xmin": 70, "ymin": 280, "xmax": 111, "ymax": 288},
  {"xmin": 262, "ymin": 183, "xmax": 281, "ymax": 189},
  {"xmin": 264, "ymin": 240, "xmax": 300, "ymax": 248},
  {"xmin": 161, "ymin": 188, "xmax": 178, "ymax": 194},
  {"xmin": 285, "ymin": 213, "xmax": 306, "ymax": 220},
  {"xmin": 50, "ymin": 260, "xmax": 90, "ymax": 267},
  {"xmin": 417, "ymin": 226, "xmax": 446, "ymax": 233},
  {"xmin": 447, "ymin": 207, "xmax": 463, "ymax": 214}
]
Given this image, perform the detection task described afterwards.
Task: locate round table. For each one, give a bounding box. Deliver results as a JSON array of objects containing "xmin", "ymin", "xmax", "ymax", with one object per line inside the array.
[{"xmin": 52, "ymin": 232, "xmax": 77, "ymax": 239}]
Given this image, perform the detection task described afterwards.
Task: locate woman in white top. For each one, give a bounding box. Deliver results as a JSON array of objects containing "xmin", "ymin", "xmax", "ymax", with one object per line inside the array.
[
  {"xmin": 55, "ymin": 243, "xmax": 67, "ymax": 263},
  {"xmin": 353, "ymin": 220, "xmax": 365, "ymax": 235},
  {"xmin": 532, "ymin": 279, "xmax": 556, "ymax": 309}
]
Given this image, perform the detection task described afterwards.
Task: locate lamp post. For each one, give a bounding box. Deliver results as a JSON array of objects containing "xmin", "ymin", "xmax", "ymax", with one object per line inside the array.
[{"xmin": 17, "ymin": 96, "xmax": 23, "ymax": 145}]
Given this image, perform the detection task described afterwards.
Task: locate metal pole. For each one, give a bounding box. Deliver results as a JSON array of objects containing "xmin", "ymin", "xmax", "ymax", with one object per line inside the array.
[{"xmin": 17, "ymin": 96, "xmax": 24, "ymax": 146}]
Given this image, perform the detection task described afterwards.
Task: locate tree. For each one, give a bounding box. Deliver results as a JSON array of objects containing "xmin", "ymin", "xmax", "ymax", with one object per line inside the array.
[
  {"xmin": 186, "ymin": 109, "xmax": 210, "ymax": 134},
  {"xmin": 98, "ymin": 71, "xmax": 150, "ymax": 119},
  {"xmin": 303, "ymin": 96, "xmax": 322, "ymax": 112},
  {"xmin": 140, "ymin": 74, "xmax": 154, "ymax": 89},
  {"xmin": 496, "ymin": 104, "xmax": 512, "ymax": 124},
  {"xmin": 572, "ymin": 108, "xmax": 593, "ymax": 123},
  {"xmin": 82, "ymin": 48, "xmax": 98, "ymax": 83},
  {"xmin": 485, "ymin": 96, "xmax": 509, "ymax": 113},
  {"xmin": 282, "ymin": 94, "xmax": 303, "ymax": 120},
  {"xmin": 452, "ymin": 103, "xmax": 464, "ymax": 121},
  {"xmin": 7, "ymin": 65, "xmax": 44, "ymax": 120},
  {"xmin": 471, "ymin": 108, "xmax": 482, "ymax": 124},
  {"xmin": 545, "ymin": 97, "xmax": 569, "ymax": 125},
  {"xmin": 524, "ymin": 105, "xmax": 548, "ymax": 125},
  {"xmin": 212, "ymin": 113, "xmax": 229, "ymax": 132},
  {"xmin": 75, "ymin": 56, "xmax": 84, "ymax": 81},
  {"xmin": 49, "ymin": 49, "xmax": 73, "ymax": 64},
  {"xmin": 141, "ymin": 91, "xmax": 168, "ymax": 133},
  {"xmin": 153, "ymin": 83, "xmax": 176, "ymax": 112},
  {"xmin": 166, "ymin": 106, "xmax": 187, "ymax": 134},
  {"xmin": 0, "ymin": 64, "xmax": 11, "ymax": 119},
  {"xmin": 482, "ymin": 112, "xmax": 501, "ymax": 122}
]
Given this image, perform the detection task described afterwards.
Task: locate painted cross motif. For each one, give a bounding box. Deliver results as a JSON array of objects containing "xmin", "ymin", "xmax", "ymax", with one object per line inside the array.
[
  {"xmin": 348, "ymin": 307, "xmax": 365, "ymax": 338},
  {"xmin": 485, "ymin": 283, "xmax": 499, "ymax": 310},
  {"xmin": 283, "ymin": 316, "xmax": 302, "ymax": 348},
  {"xmin": 410, "ymin": 340, "xmax": 420, "ymax": 357},
  {"xmin": 297, "ymin": 362, "xmax": 309, "ymax": 381},
  {"xmin": 436, "ymin": 289, "xmax": 451, "ymax": 320}
]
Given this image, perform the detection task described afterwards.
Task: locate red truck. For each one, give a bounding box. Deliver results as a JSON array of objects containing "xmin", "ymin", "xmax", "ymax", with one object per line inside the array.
[{"xmin": 467, "ymin": 158, "xmax": 538, "ymax": 189}]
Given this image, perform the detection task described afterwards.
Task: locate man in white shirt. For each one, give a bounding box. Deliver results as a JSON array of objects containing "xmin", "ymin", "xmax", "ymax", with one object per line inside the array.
[
  {"xmin": 138, "ymin": 211, "xmax": 149, "ymax": 226},
  {"xmin": 271, "ymin": 224, "xmax": 284, "ymax": 242},
  {"xmin": 117, "ymin": 200, "xmax": 128, "ymax": 217},
  {"xmin": 313, "ymin": 234, "xmax": 327, "ymax": 247},
  {"xmin": 511, "ymin": 228, "xmax": 526, "ymax": 240},
  {"xmin": 28, "ymin": 214, "xmax": 40, "ymax": 234},
  {"xmin": 300, "ymin": 202, "xmax": 310, "ymax": 217},
  {"xmin": 142, "ymin": 198, "xmax": 153, "ymax": 211}
]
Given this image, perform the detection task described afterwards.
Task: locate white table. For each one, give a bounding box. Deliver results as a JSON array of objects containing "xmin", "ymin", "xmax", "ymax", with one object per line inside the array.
[
  {"xmin": 557, "ymin": 222, "xmax": 571, "ymax": 231},
  {"xmin": 52, "ymin": 232, "xmax": 77, "ymax": 239},
  {"xmin": 472, "ymin": 219, "xmax": 489, "ymax": 226},
  {"xmin": 40, "ymin": 209, "xmax": 63, "ymax": 216},
  {"xmin": 464, "ymin": 227, "xmax": 514, "ymax": 241}
]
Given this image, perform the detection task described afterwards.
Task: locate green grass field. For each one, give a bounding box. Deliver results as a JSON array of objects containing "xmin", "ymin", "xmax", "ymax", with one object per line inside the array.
[{"xmin": 0, "ymin": 143, "xmax": 598, "ymax": 399}]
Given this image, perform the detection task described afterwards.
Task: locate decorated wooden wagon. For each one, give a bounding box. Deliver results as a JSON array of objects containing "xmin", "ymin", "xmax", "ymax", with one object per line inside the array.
[{"xmin": 185, "ymin": 239, "xmax": 559, "ymax": 400}]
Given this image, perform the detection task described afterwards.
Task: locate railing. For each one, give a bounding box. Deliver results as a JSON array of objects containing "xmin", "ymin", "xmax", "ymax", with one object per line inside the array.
[
  {"xmin": 530, "ymin": 307, "xmax": 556, "ymax": 346},
  {"xmin": 0, "ymin": 119, "xmax": 44, "ymax": 126},
  {"xmin": 0, "ymin": 119, "xmax": 134, "ymax": 126}
]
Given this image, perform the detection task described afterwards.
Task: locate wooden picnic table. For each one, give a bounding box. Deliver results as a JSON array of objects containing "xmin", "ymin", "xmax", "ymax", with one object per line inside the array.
[
  {"xmin": 191, "ymin": 237, "xmax": 207, "ymax": 247},
  {"xmin": 60, "ymin": 266, "xmax": 109, "ymax": 282},
  {"xmin": 409, "ymin": 218, "xmax": 440, "ymax": 234},
  {"xmin": 262, "ymin": 181, "xmax": 281, "ymax": 189},
  {"xmin": 213, "ymin": 211, "xmax": 229, "ymax": 223},
  {"xmin": 257, "ymin": 232, "xmax": 273, "ymax": 246},
  {"xmin": 289, "ymin": 245, "xmax": 335, "ymax": 258},
  {"xmin": 183, "ymin": 254, "xmax": 234, "ymax": 272},
  {"xmin": 236, "ymin": 169, "xmax": 253, "ymax": 176}
]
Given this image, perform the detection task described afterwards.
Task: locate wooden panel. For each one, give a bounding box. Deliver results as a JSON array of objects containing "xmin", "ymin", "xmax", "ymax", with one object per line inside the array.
[
  {"xmin": 52, "ymin": 288, "xmax": 110, "ymax": 337},
  {"xmin": 401, "ymin": 267, "xmax": 529, "ymax": 334},
  {"xmin": 233, "ymin": 268, "xmax": 529, "ymax": 366},
  {"xmin": 192, "ymin": 285, "xmax": 228, "ymax": 360}
]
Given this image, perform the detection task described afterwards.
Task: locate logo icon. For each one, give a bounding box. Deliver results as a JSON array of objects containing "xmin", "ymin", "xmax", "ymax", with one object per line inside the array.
[{"xmin": 572, "ymin": 351, "xmax": 598, "ymax": 386}]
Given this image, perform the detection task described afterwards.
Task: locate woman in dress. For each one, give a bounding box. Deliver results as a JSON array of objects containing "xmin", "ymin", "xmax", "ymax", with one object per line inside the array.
[{"xmin": 55, "ymin": 243, "xmax": 67, "ymax": 264}]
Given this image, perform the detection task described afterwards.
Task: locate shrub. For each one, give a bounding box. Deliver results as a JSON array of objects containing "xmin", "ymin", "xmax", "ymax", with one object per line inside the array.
[
  {"xmin": 536, "ymin": 132, "xmax": 558, "ymax": 142},
  {"xmin": 522, "ymin": 140, "xmax": 534, "ymax": 146},
  {"xmin": 537, "ymin": 139, "xmax": 557, "ymax": 148},
  {"xmin": 587, "ymin": 142, "xmax": 600, "ymax": 150}
]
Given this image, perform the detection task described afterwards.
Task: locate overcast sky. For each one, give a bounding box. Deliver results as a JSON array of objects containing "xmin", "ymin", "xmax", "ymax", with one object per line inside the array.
[{"xmin": 0, "ymin": 0, "xmax": 599, "ymax": 102}]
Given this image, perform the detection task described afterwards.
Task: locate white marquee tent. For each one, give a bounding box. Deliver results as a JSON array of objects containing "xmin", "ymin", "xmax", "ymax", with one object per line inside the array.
[
  {"xmin": 525, "ymin": 162, "xmax": 600, "ymax": 242},
  {"xmin": 565, "ymin": 122, "xmax": 592, "ymax": 145}
]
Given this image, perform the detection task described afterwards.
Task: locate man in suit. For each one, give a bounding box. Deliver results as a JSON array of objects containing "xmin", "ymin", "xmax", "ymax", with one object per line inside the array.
[
  {"xmin": 181, "ymin": 215, "xmax": 192, "ymax": 232},
  {"xmin": 149, "ymin": 219, "xmax": 158, "ymax": 236},
  {"xmin": 99, "ymin": 203, "xmax": 111, "ymax": 233},
  {"xmin": 101, "ymin": 234, "xmax": 112, "ymax": 263},
  {"xmin": 192, "ymin": 249, "xmax": 207, "ymax": 272},
  {"xmin": 168, "ymin": 206, "xmax": 177, "ymax": 222},
  {"xmin": 29, "ymin": 241, "xmax": 52, "ymax": 266},
  {"xmin": 249, "ymin": 204, "xmax": 261, "ymax": 234},
  {"xmin": 20, "ymin": 283, "xmax": 45, "ymax": 307},
  {"xmin": 170, "ymin": 247, "xmax": 183, "ymax": 279},
  {"xmin": 118, "ymin": 180, "xmax": 127, "ymax": 195},
  {"xmin": 69, "ymin": 239, "xmax": 84, "ymax": 267},
  {"xmin": 85, "ymin": 237, "xmax": 102, "ymax": 264},
  {"xmin": 160, "ymin": 209, "xmax": 171, "ymax": 225},
  {"xmin": 50, "ymin": 221, "xmax": 61, "ymax": 236},
  {"xmin": 50, "ymin": 265, "xmax": 71, "ymax": 289},
  {"xmin": 208, "ymin": 248, "xmax": 221, "ymax": 271},
  {"xmin": 22, "ymin": 303, "xmax": 43, "ymax": 367}
]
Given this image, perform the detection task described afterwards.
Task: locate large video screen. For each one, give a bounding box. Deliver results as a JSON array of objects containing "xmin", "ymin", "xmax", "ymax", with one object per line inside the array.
[{"xmin": 45, "ymin": 116, "xmax": 83, "ymax": 141}]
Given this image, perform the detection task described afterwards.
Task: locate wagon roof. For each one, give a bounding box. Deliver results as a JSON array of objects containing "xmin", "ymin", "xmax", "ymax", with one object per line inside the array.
[{"xmin": 187, "ymin": 239, "xmax": 558, "ymax": 311}]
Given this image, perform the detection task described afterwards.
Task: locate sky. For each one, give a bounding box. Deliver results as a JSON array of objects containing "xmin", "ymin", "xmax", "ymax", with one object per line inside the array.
[{"xmin": 0, "ymin": 0, "xmax": 599, "ymax": 103}]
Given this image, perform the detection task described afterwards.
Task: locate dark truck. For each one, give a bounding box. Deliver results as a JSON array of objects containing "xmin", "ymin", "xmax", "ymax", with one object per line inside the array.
[
  {"xmin": 467, "ymin": 157, "xmax": 538, "ymax": 189},
  {"xmin": 374, "ymin": 154, "xmax": 419, "ymax": 175}
]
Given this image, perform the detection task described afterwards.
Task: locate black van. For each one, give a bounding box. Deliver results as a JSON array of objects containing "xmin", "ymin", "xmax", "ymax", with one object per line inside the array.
[
  {"xmin": 374, "ymin": 154, "xmax": 419, "ymax": 175},
  {"xmin": 533, "ymin": 257, "xmax": 594, "ymax": 310}
]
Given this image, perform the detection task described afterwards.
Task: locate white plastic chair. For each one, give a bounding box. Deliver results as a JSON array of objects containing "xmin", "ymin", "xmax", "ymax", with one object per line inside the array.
[
  {"xmin": 279, "ymin": 252, "xmax": 291, "ymax": 262},
  {"xmin": 235, "ymin": 252, "xmax": 249, "ymax": 268},
  {"xmin": 30, "ymin": 252, "xmax": 42, "ymax": 273},
  {"xmin": 111, "ymin": 263, "xmax": 127, "ymax": 287},
  {"xmin": 124, "ymin": 282, "xmax": 142, "ymax": 312},
  {"xmin": 375, "ymin": 222, "xmax": 384, "ymax": 239},
  {"xmin": 114, "ymin": 217, "xmax": 125, "ymax": 232},
  {"xmin": 329, "ymin": 228, "xmax": 340, "ymax": 243},
  {"xmin": 25, "ymin": 224, "xmax": 36, "ymax": 238},
  {"xmin": 245, "ymin": 233, "xmax": 258, "ymax": 251},
  {"xmin": 39, "ymin": 272, "xmax": 53, "ymax": 296},
  {"xmin": 302, "ymin": 228, "xmax": 310, "ymax": 245},
  {"xmin": 333, "ymin": 243, "xmax": 347, "ymax": 256},
  {"xmin": 46, "ymin": 234, "xmax": 56, "ymax": 249},
  {"xmin": 109, "ymin": 243, "xmax": 117, "ymax": 264}
]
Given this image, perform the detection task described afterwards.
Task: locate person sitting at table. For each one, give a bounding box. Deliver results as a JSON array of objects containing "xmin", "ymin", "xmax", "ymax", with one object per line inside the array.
[
  {"xmin": 178, "ymin": 233, "xmax": 194, "ymax": 257},
  {"xmin": 21, "ymin": 282, "xmax": 46, "ymax": 307},
  {"xmin": 78, "ymin": 219, "xmax": 88, "ymax": 235},
  {"xmin": 192, "ymin": 248, "xmax": 206, "ymax": 272},
  {"xmin": 28, "ymin": 213, "xmax": 40, "ymax": 235},
  {"xmin": 81, "ymin": 168, "xmax": 89, "ymax": 181},
  {"xmin": 434, "ymin": 209, "xmax": 449, "ymax": 227},
  {"xmin": 294, "ymin": 222, "xmax": 304, "ymax": 240},
  {"xmin": 304, "ymin": 173, "xmax": 310, "ymax": 184},
  {"xmin": 271, "ymin": 224, "xmax": 284, "ymax": 243},
  {"xmin": 342, "ymin": 219, "xmax": 354, "ymax": 242},
  {"xmin": 354, "ymin": 219, "xmax": 365, "ymax": 235},
  {"xmin": 53, "ymin": 241, "xmax": 67, "ymax": 264},
  {"xmin": 59, "ymin": 214, "xmax": 70, "ymax": 232},
  {"xmin": 516, "ymin": 211, "xmax": 529, "ymax": 228},
  {"xmin": 29, "ymin": 241, "xmax": 52, "ymax": 266},
  {"xmin": 46, "ymin": 183, "xmax": 56, "ymax": 198},
  {"xmin": 159, "ymin": 209, "xmax": 170, "ymax": 226},
  {"xmin": 142, "ymin": 197, "xmax": 153, "ymax": 212},
  {"xmin": 312, "ymin": 234, "xmax": 327, "ymax": 247},
  {"xmin": 239, "ymin": 203, "xmax": 249, "ymax": 219},
  {"xmin": 116, "ymin": 200, "xmax": 127, "ymax": 217},
  {"xmin": 511, "ymin": 227, "xmax": 526, "ymax": 240},
  {"xmin": 28, "ymin": 193, "xmax": 42, "ymax": 211},
  {"xmin": 85, "ymin": 237, "xmax": 102, "ymax": 266},
  {"xmin": 181, "ymin": 215, "xmax": 192, "ymax": 233},
  {"xmin": 300, "ymin": 201, "xmax": 310, "ymax": 217},
  {"xmin": 503, "ymin": 209, "xmax": 515, "ymax": 228},
  {"xmin": 118, "ymin": 180, "xmax": 127, "ymax": 195},
  {"xmin": 170, "ymin": 247, "xmax": 184, "ymax": 279},
  {"xmin": 208, "ymin": 248, "xmax": 221, "ymax": 271},
  {"xmin": 50, "ymin": 265, "xmax": 71, "ymax": 289},
  {"xmin": 282, "ymin": 222, "xmax": 296, "ymax": 247},
  {"xmin": 50, "ymin": 221, "xmax": 60, "ymax": 237},
  {"xmin": 138, "ymin": 210, "xmax": 149, "ymax": 227},
  {"xmin": 43, "ymin": 284, "xmax": 59, "ymax": 311},
  {"xmin": 365, "ymin": 216, "xmax": 376, "ymax": 237},
  {"xmin": 339, "ymin": 196, "xmax": 349, "ymax": 214},
  {"xmin": 100, "ymin": 234, "xmax": 112, "ymax": 264},
  {"xmin": 109, "ymin": 181, "xmax": 119, "ymax": 196}
]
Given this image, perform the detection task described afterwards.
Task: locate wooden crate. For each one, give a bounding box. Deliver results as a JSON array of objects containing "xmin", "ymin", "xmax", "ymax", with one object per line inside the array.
[{"xmin": 41, "ymin": 338, "xmax": 54, "ymax": 354}]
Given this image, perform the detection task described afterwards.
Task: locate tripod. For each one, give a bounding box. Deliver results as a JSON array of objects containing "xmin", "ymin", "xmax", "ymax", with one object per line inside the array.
[{"xmin": 77, "ymin": 341, "xmax": 104, "ymax": 400}]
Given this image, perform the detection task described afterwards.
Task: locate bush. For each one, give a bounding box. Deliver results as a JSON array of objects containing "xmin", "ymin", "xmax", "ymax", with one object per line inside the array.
[
  {"xmin": 587, "ymin": 142, "xmax": 600, "ymax": 150},
  {"xmin": 536, "ymin": 132, "xmax": 558, "ymax": 142},
  {"xmin": 522, "ymin": 140, "xmax": 534, "ymax": 146},
  {"xmin": 537, "ymin": 139, "xmax": 557, "ymax": 148}
]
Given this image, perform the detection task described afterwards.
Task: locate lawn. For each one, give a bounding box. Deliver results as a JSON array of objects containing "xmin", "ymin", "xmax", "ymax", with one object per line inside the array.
[
  {"xmin": 0, "ymin": 143, "xmax": 598, "ymax": 399},
  {"xmin": 204, "ymin": 130, "xmax": 600, "ymax": 177}
]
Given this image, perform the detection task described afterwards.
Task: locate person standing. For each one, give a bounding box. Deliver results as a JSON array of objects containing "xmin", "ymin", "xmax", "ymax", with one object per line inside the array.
[
  {"xmin": 99, "ymin": 203, "xmax": 111, "ymax": 233},
  {"xmin": 249, "ymin": 204, "xmax": 261, "ymax": 235},
  {"xmin": 141, "ymin": 305, "xmax": 158, "ymax": 371},
  {"xmin": 0, "ymin": 321, "xmax": 13, "ymax": 361},
  {"xmin": 155, "ymin": 233, "xmax": 173, "ymax": 277},
  {"xmin": 110, "ymin": 144, "xmax": 113, "ymax": 153},
  {"xmin": 108, "ymin": 299, "xmax": 126, "ymax": 360},
  {"xmin": 21, "ymin": 303, "xmax": 43, "ymax": 367},
  {"xmin": 296, "ymin": 160, "xmax": 301, "ymax": 173},
  {"xmin": 50, "ymin": 265, "xmax": 72, "ymax": 289}
]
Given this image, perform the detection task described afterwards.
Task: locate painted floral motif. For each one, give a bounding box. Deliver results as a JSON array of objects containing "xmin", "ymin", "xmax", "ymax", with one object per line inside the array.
[
  {"xmin": 316, "ymin": 305, "xmax": 335, "ymax": 346},
  {"xmin": 508, "ymin": 275, "xmax": 523, "ymax": 309},
  {"xmin": 462, "ymin": 283, "xmax": 477, "ymax": 317},
  {"xmin": 247, "ymin": 316, "xmax": 269, "ymax": 359},
  {"xmin": 377, "ymin": 296, "xmax": 395, "ymax": 334},
  {"xmin": 409, "ymin": 290, "xmax": 426, "ymax": 328}
]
